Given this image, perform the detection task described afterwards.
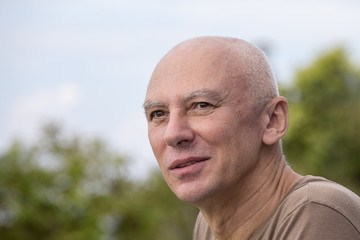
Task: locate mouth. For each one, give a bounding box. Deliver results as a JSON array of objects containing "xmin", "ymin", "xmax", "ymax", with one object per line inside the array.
[
  {"xmin": 176, "ymin": 160, "xmax": 203, "ymax": 168},
  {"xmin": 170, "ymin": 157, "xmax": 209, "ymax": 170}
]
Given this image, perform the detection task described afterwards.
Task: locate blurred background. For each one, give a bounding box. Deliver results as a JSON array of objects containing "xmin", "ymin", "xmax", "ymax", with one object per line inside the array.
[{"xmin": 1, "ymin": 0, "xmax": 359, "ymax": 239}]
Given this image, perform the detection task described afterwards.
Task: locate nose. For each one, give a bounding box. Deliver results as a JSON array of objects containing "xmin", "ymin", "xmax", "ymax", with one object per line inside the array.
[{"xmin": 164, "ymin": 111, "xmax": 195, "ymax": 147}]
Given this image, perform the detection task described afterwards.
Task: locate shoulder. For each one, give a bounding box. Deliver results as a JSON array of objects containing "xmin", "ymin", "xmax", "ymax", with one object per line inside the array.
[
  {"xmin": 253, "ymin": 176, "xmax": 360, "ymax": 239},
  {"xmin": 287, "ymin": 175, "xmax": 360, "ymax": 225}
]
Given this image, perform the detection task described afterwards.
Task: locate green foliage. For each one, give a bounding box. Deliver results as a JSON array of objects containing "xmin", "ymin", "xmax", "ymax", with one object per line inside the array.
[
  {"xmin": 120, "ymin": 172, "xmax": 198, "ymax": 240},
  {"xmin": 283, "ymin": 48, "xmax": 360, "ymax": 194},
  {"xmin": 0, "ymin": 123, "xmax": 197, "ymax": 239}
]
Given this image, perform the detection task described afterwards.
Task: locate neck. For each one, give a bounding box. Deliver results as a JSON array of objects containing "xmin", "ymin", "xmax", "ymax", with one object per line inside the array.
[{"xmin": 198, "ymin": 155, "xmax": 301, "ymax": 240}]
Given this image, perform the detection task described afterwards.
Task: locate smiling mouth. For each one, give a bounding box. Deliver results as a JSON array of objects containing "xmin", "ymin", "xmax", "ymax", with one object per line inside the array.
[
  {"xmin": 173, "ymin": 158, "xmax": 209, "ymax": 169},
  {"xmin": 176, "ymin": 160, "xmax": 201, "ymax": 168}
]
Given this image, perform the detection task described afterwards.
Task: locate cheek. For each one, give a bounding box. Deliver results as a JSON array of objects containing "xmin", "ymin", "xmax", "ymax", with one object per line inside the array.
[
  {"xmin": 194, "ymin": 116, "xmax": 238, "ymax": 146},
  {"xmin": 194, "ymin": 114, "xmax": 258, "ymax": 163}
]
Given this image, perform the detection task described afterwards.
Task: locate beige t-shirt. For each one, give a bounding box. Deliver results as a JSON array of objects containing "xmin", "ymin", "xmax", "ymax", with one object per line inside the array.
[{"xmin": 193, "ymin": 176, "xmax": 360, "ymax": 240}]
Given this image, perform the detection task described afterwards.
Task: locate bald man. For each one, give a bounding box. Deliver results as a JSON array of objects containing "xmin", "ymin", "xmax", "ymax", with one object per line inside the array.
[{"xmin": 143, "ymin": 37, "xmax": 360, "ymax": 240}]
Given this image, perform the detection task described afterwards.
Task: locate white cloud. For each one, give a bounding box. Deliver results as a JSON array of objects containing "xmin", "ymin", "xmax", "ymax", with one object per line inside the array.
[
  {"xmin": 56, "ymin": 84, "xmax": 80, "ymax": 107},
  {"xmin": 5, "ymin": 83, "xmax": 81, "ymax": 142}
]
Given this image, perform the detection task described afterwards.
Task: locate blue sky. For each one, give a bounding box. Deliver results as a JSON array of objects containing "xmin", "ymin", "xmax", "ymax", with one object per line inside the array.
[{"xmin": 1, "ymin": 0, "xmax": 360, "ymax": 179}]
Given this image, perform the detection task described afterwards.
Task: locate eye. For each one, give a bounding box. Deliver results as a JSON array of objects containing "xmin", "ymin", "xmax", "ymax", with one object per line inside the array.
[
  {"xmin": 188, "ymin": 102, "xmax": 215, "ymax": 116},
  {"xmin": 150, "ymin": 110, "xmax": 166, "ymax": 120},
  {"xmin": 197, "ymin": 102, "xmax": 212, "ymax": 109}
]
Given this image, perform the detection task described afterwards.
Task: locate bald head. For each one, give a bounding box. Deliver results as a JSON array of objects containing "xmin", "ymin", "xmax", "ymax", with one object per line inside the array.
[
  {"xmin": 145, "ymin": 37, "xmax": 289, "ymax": 206},
  {"xmin": 148, "ymin": 36, "xmax": 279, "ymax": 110}
]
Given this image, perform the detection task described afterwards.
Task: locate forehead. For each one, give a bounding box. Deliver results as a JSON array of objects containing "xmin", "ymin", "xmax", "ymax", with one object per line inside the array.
[{"xmin": 146, "ymin": 44, "xmax": 247, "ymax": 103}]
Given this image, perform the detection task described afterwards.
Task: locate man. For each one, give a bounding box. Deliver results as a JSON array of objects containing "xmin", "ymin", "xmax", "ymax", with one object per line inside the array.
[{"xmin": 143, "ymin": 36, "xmax": 360, "ymax": 239}]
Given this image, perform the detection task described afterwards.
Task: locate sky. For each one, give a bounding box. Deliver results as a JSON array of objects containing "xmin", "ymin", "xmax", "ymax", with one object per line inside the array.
[{"xmin": 1, "ymin": 0, "xmax": 360, "ymax": 180}]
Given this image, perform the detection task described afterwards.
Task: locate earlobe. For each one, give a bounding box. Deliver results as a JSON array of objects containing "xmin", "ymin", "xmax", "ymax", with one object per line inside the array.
[{"xmin": 262, "ymin": 97, "xmax": 289, "ymax": 145}]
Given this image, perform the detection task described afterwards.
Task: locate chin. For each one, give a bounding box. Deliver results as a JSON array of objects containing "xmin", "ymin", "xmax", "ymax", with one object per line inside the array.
[{"xmin": 172, "ymin": 183, "xmax": 212, "ymax": 205}]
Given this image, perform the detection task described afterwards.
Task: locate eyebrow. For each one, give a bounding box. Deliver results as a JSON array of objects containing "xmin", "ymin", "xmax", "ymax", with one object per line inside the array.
[
  {"xmin": 143, "ymin": 88, "xmax": 227, "ymax": 113},
  {"xmin": 143, "ymin": 100, "xmax": 167, "ymax": 113},
  {"xmin": 183, "ymin": 88, "xmax": 227, "ymax": 103}
]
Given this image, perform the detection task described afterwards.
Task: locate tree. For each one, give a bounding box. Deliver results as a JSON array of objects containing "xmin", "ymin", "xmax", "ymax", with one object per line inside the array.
[
  {"xmin": 0, "ymin": 123, "xmax": 198, "ymax": 239},
  {"xmin": 282, "ymin": 48, "xmax": 360, "ymax": 194}
]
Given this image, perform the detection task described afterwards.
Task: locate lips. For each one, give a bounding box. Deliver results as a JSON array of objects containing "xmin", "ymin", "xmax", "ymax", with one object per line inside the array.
[
  {"xmin": 169, "ymin": 157, "xmax": 209, "ymax": 170},
  {"xmin": 177, "ymin": 160, "xmax": 200, "ymax": 168}
]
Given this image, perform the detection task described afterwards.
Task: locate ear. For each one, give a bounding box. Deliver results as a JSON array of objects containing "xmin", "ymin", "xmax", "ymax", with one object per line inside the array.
[{"xmin": 262, "ymin": 96, "xmax": 289, "ymax": 145}]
